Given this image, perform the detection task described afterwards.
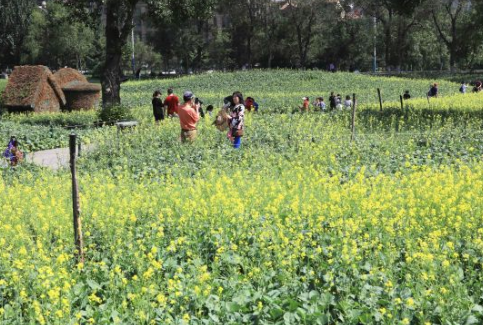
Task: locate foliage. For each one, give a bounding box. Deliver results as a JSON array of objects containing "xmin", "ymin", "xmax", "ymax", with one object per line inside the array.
[
  {"xmin": 120, "ymin": 70, "xmax": 464, "ymax": 110},
  {"xmin": 0, "ymin": 0, "xmax": 36, "ymax": 66},
  {"xmin": 97, "ymin": 105, "xmax": 134, "ymax": 123},
  {"xmin": 21, "ymin": 1, "xmax": 96, "ymax": 69},
  {"xmin": 1, "ymin": 71, "xmax": 483, "ymax": 324},
  {"xmin": 122, "ymin": 41, "xmax": 162, "ymax": 74},
  {"xmin": 2, "ymin": 120, "xmax": 483, "ymax": 324}
]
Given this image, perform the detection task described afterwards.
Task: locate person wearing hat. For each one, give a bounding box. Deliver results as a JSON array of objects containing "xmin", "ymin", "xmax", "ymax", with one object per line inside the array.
[
  {"xmin": 177, "ymin": 91, "xmax": 200, "ymax": 143},
  {"xmin": 301, "ymin": 97, "xmax": 310, "ymax": 112}
]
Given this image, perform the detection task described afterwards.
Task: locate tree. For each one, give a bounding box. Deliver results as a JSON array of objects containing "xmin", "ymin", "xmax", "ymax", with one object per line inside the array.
[
  {"xmin": 352, "ymin": 0, "xmax": 427, "ymax": 70},
  {"xmin": 22, "ymin": 2, "xmax": 95, "ymax": 69},
  {"xmin": 122, "ymin": 41, "xmax": 162, "ymax": 74},
  {"xmin": 430, "ymin": 0, "xmax": 474, "ymax": 71},
  {"xmin": 0, "ymin": 0, "xmax": 36, "ymax": 67},
  {"xmin": 259, "ymin": 0, "xmax": 283, "ymax": 68},
  {"xmin": 283, "ymin": 0, "xmax": 324, "ymax": 68}
]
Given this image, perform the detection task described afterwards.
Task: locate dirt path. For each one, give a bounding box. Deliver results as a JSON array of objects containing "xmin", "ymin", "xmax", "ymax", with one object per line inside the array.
[{"xmin": 25, "ymin": 145, "xmax": 95, "ymax": 170}]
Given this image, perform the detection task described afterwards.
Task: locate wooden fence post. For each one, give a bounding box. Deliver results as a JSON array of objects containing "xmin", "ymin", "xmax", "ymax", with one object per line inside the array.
[
  {"xmin": 351, "ymin": 93, "xmax": 357, "ymax": 143},
  {"xmin": 70, "ymin": 134, "xmax": 84, "ymax": 263},
  {"xmin": 377, "ymin": 88, "xmax": 383, "ymax": 111},
  {"xmin": 400, "ymin": 95, "xmax": 404, "ymax": 110}
]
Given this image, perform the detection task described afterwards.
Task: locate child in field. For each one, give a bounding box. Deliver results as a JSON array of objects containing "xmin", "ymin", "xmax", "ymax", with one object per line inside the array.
[
  {"xmin": 403, "ymin": 90, "xmax": 411, "ymax": 100},
  {"xmin": 3, "ymin": 136, "xmax": 23, "ymax": 167},
  {"xmin": 344, "ymin": 95, "xmax": 352, "ymax": 109},
  {"xmin": 459, "ymin": 81, "xmax": 467, "ymax": 94}
]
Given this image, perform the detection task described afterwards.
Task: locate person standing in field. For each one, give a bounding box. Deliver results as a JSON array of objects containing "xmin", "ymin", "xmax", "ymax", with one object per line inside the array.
[
  {"xmin": 344, "ymin": 95, "xmax": 352, "ymax": 109},
  {"xmin": 301, "ymin": 97, "xmax": 310, "ymax": 112},
  {"xmin": 164, "ymin": 87, "xmax": 179, "ymax": 117},
  {"xmin": 314, "ymin": 97, "xmax": 326, "ymax": 111},
  {"xmin": 224, "ymin": 91, "xmax": 245, "ymax": 149},
  {"xmin": 473, "ymin": 81, "xmax": 482, "ymax": 93},
  {"xmin": 403, "ymin": 90, "xmax": 411, "ymax": 100},
  {"xmin": 152, "ymin": 90, "xmax": 164, "ymax": 124},
  {"xmin": 459, "ymin": 81, "xmax": 467, "ymax": 94},
  {"xmin": 177, "ymin": 91, "xmax": 200, "ymax": 143},
  {"xmin": 245, "ymin": 97, "xmax": 255, "ymax": 112},
  {"xmin": 427, "ymin": 83, "xmax": 438, "ymax": 98},
  {"xmin": 329, "ymin": 92, "xmax": 337, "ymax": 111}
]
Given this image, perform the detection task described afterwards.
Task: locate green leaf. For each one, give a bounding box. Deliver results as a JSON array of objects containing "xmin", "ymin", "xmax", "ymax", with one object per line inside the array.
[
  {"xmin": 86, "ymin": 279, "xmax": 101, "ymax": 290},
  {"xmin": 226, "ymin": 302, "xmax": 242, "ymax": 313},
  {"xmin": 466, "ymin": 315, "xmax": 480, "ymax": 325}
]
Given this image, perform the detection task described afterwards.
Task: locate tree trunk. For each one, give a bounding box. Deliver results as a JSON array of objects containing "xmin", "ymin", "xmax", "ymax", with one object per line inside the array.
[
  {"xmin": 268, "ymin": 47, "xmax": 273, "ymax": 69},
  {"xmin": 195, "ymin": 20, "xmax": 204, "ymax": 71},
  {"xmin": 449, "ymin": 17, "xmax": 457, "ymax": 72},
  {"xmin": 102, "ymin": 0, "xmax": 137, "ymax": 108},
  {"xmin": 384, "ymin": 9, "xmax": 393, "ymax": 69}
]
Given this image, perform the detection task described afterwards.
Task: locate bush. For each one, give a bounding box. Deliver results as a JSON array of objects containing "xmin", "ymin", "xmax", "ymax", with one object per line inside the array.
[{"xmin": 97, "ymin": 105, "xmax": 134, "ymax": 123}]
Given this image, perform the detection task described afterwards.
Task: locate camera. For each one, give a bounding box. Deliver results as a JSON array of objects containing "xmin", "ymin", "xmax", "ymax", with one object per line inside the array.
[{"xmin": 194, "ymin": 97, "xmax": 203, "ymax": 105}]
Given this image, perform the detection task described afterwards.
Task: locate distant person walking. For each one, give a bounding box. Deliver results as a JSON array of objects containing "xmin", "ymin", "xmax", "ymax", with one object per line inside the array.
[
  {"xmin": 164, "ymin": 87, "xmax": 179, "ymax": 117},
  {"xmin": 152, "ymin": 90, "xmax": 164, "ymax": 124},
  {"xmin": 177, "ymin": 91, "xmax": 200, "ymax": 143}
]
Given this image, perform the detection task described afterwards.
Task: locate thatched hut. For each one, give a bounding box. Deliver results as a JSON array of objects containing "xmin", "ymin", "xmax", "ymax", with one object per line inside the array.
[
  {"xmin": 54, "ymin": 68, "xmax": 88, "ymax": 88},
  {"xmin": 62, "ymin": 83, "xmax": 102, "ymax": 110},
  {"xmin": 2, "ymin": 66, "xmax": 66, "ymax": 113}
]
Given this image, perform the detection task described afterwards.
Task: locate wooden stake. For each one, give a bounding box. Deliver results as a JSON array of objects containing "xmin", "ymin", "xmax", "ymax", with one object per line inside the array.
[
  {"xmin": 400, "ymin": 95, "xmax": 404, "ymax": 110},
  {"xmin": 377, "ymin": 88, "xmax": 383, "ymax": 111},
  {"xmin": 70, "ymin": 134, "xmax": 84, "ymax": 263},
  {"xmin": 351, "ymin": 93, "xmax": 357, "ymax": 143}
]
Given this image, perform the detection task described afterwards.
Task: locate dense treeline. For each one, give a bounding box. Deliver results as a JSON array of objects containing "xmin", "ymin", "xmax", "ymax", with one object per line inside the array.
[{"xmin": 1, "ymin": 0, "xmax": 482, "ymax": 73}]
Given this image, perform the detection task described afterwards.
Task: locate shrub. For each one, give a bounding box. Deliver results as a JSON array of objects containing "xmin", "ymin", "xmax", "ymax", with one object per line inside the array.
[{"xmin": 97, "ymin": 105, "xmax": 133, "ymax": 123}]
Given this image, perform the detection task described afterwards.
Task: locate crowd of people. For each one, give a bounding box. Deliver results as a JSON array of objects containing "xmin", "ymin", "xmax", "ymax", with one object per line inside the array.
[{"xmin": 152, "ymin": 88, "xmax": 250, "ymax": 148}]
